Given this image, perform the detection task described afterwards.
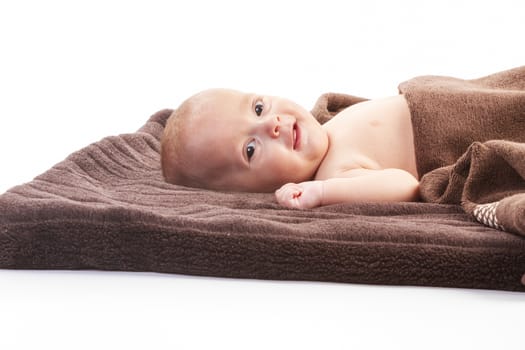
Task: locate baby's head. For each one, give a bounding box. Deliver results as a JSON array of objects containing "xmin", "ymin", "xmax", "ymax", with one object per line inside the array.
[{"xmin": 161, "ymin": 89, "xmax": 329, "ymax": 192}]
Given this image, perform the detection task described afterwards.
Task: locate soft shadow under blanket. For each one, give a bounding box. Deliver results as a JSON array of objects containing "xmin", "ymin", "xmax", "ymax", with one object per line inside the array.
[{"xmin": 1, "ymin": 69, "xmax": 525, "ymax": 292}]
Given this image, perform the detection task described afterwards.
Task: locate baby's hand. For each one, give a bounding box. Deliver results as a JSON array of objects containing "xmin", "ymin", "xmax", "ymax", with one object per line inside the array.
[{"xmin": 275, "ymin": 181, "xmax": 323, "ymax": 209}]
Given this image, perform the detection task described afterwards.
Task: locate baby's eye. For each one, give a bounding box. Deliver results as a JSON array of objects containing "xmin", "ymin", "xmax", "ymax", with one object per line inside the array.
[
  {"xmin": 246, "ymin": 140, "xmax": 256, "ymax": 160},
  {"xmin": 254, "ymin": 101, "xmax": 264, "ymax": 116}
]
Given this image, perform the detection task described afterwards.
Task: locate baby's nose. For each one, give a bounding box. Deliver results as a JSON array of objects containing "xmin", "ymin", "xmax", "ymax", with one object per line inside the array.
[{"xmin": 266, "ymin": 115, "xmax": 280, "ymax": 138}]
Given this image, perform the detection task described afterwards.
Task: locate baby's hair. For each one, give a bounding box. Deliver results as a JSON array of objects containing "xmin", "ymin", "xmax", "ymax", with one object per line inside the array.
[
  {"xmin": 161, "ymin": 94, "xmax": 201, "ymax": 187},
  {"xmin": 162, "ymin": 89, "xmax": 237, "ymax": 190}
]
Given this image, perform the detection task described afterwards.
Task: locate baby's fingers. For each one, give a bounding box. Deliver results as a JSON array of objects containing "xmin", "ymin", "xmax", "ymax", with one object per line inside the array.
[{"xmin": 275, "ymin": 183, "xmax": 303, "ymax": 208}]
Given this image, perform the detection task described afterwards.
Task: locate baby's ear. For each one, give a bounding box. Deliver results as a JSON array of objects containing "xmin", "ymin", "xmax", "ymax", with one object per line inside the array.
[{"xmin": 311, "ymin": 93, "xmax": 368, "ymax": 124}]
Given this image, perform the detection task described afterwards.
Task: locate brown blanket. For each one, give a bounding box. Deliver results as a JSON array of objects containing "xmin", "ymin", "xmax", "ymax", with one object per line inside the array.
[
  {"xmin": 1, "ymin": 69, "xmax": 525, "ymax": 292},
  {"xmin": 419, "ymin": 140, "xmax": 525, "ymax": 236},
  {"xmin": 400, "ymin": 66, "xmax": 525, "ymax": 236}
]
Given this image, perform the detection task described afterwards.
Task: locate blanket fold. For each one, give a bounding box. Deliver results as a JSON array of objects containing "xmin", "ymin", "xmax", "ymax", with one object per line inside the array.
[
  {"xmin": 418, "ymin": 140, "xmax": 525, "ymax": 236},
  {"xmin": 398, "ymin": 67, "xmax": 525, "ymax": 236}
]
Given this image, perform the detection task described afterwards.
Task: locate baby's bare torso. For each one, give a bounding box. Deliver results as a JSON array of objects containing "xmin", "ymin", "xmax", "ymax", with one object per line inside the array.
[{"xmin": 315, "ymin": 95, "xmax": 419, "ymax": 180}]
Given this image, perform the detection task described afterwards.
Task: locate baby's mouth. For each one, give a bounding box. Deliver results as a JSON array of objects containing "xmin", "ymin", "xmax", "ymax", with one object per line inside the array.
[{"xmin": 293, "ymin": 123, "xmax": 300, "ymax": 150}]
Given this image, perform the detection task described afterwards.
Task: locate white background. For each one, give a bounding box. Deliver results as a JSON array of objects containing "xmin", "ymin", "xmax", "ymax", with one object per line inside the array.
[{"xmin": 1, "ymin": 0, "xmax": 524, "ymax": 349}]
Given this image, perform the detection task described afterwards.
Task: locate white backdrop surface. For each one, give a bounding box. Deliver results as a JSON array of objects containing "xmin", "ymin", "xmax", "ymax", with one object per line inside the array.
[{"xmin": 1, "ymin": 1, "xmax": 524, "ymax": 349}]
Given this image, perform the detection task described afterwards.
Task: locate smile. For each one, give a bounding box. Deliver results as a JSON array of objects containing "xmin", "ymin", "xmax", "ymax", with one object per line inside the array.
[{"xmin": 293, "ymin": 123, "xmax": 300, "ymax": 150}]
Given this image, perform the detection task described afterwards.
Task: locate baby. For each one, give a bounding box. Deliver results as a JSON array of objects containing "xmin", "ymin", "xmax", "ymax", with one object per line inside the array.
[{"xmin": 161, "ymin": 89, "xmax": 420, "ymax": 209}]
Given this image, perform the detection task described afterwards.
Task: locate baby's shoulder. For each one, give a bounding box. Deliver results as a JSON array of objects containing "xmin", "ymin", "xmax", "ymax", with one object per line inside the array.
[{"xmin": 336, "ymin": 94, "xmax": 408, "ymax": 118}]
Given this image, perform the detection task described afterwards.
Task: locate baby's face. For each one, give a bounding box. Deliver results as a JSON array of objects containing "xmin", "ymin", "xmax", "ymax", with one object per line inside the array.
[{"xmin": 182, "ymin": 89, "xmax": 329, "ymax": 192}]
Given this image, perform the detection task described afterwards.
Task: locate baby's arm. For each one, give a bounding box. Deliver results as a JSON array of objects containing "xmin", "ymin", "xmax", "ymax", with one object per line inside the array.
[{"xmin": 275, "ymin": 168, "xmax": 419, "ymax": 209}]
